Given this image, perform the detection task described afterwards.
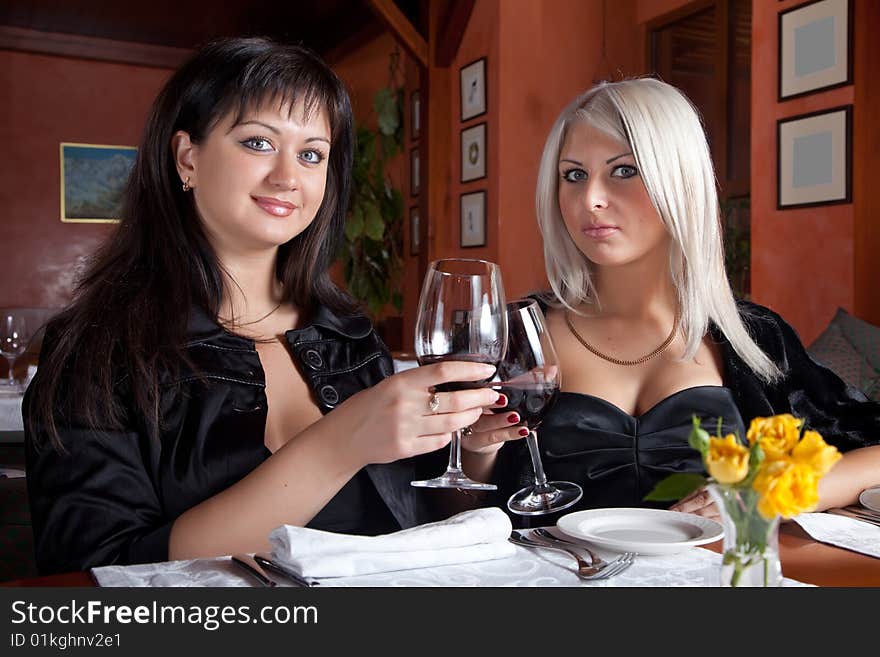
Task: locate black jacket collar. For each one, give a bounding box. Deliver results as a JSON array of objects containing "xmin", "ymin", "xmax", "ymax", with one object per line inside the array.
[{"xmin": 185, "ymin": 301, "xmax": 373, "ymax": 344}]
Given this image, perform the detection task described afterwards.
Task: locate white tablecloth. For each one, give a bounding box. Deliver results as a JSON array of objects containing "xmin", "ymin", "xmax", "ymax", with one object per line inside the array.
[
  {"xmin": 0, "ymin": 393, "xmax": 24, "ymax": 433},
  {"xmin": 92, "ymin": 544, "xmax": 809, "ymax": 587}
]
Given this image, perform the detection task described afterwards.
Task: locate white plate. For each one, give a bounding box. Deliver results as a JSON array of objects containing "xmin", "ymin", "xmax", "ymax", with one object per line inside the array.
[
  {"xmin": 859, "ymin": 486, "xmax": 880, "ymax": 514},
  {"xmin": 556, "ymin": 508, "xmax": 723, "ymax": 555}
]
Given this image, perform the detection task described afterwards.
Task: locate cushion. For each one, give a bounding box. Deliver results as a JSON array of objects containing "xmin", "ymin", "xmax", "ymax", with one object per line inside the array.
[{"xmin": 808, "ymin": 308, "xmax": 880, "ymax": 400}]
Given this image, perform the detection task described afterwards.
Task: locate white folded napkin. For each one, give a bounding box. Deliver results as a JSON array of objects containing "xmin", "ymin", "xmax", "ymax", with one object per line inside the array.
[
  {"xmin": 268, "ymin": 507, "xmax": 516, "ymax": 578},
  {"xmin": 793, "ymin": 513, "xmax": 880, "ymax": 558}
]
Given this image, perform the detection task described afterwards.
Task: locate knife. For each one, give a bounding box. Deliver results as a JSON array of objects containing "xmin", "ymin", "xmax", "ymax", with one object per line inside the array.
[
  {"xmin": 231, "ymin": 553, "xmax": 277, "ymax": 587},
  {"xmin": 827, "ymin": 508, "xmax": 880, "ymax": 528},
  {"xmin": 254, "ymin": 553, "xmax": 320, "ymax": 587}
]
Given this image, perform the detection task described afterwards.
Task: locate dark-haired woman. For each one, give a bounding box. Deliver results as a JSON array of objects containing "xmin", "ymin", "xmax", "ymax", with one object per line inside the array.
[{"xmin": 24, "ymin": 37, "xmax": 499, "ymax": 575}]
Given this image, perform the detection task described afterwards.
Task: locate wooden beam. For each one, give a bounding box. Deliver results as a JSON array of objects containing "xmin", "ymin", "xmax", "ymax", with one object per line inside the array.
[
  {"xmin": 435, "ymin": 0, "xmax": 475, "ymax": 67},
  {"xmin": 0, "ymin": 25, "xmax": 189, "ymax": 69},
  {"xmin": 365, "ymin": 0, "xmax": 428, "ymax": 68}
]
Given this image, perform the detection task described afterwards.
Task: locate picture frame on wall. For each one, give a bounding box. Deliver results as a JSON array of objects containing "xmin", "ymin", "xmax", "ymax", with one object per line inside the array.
[
  {"xmin": 460, "ymin": 123, "xmax": 486, "ymax": 183},
  {"xmin": 777, "ymin": 105, "xmax": 851, "ymax": 209},
  {"xmin": 460, "ymin": 57, "xmax": 486, "ymax": 121},
  {"xmin": 410, "ymin": 148, "xmax": 420, "ymax": 196},
  {"xmin": 59, "ymin": 142, "xmax": 137, "ymax": 223},
  {"xmin": 411, "ymin": 91, "xmax": 420, "ymax": 140},
  {"xmin": 460, "ymin": 190, "xmax": 486, "ymax": 248},
  {"xmin": 409, "ymin": 206, "xmax": 420, "ymax": 255},
  {"xmin": 778, "ymin": 0, "xmax": 852, "ymax": 101}
]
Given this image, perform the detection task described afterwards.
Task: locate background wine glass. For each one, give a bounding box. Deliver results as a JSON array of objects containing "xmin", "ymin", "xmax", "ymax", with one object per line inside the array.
[
  {"xmin": 0, "ymin": 314, "xmax": 29, "ymax": 390},
  {"xmin": 412, "ymin": 258, "xmax": 507, "ymax": 490},
  {"xmin": 494, "ymin": 299, "xmax": 582, "ymax": 515}
]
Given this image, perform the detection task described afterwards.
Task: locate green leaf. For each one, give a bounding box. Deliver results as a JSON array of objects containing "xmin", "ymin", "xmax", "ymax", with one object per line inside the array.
[
  {"xmin": 643, "ymin": 473, "xmax": 708, "ymax": 502},
  {"xmin": 345, "ymin": 205, "xmax": 364, "ymax": 240},
  {"xmin": 364, "ymin": 203, "xmax": 385, "ymax": 241},
  {"xmin": 374, "ymin": 87, "xmax": 400, "ymax": 137}
]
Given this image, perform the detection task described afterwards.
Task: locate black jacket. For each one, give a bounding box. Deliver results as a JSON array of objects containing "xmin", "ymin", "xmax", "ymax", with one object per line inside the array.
[{"xmin": 24, "ymin": 303, "xmax": 433, "ymax": 575}]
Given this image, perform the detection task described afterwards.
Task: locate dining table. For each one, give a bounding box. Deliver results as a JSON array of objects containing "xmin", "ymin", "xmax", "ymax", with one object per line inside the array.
[{"xmin": 3, "ymin": 521, "xmax": 878, "ymax": 588}]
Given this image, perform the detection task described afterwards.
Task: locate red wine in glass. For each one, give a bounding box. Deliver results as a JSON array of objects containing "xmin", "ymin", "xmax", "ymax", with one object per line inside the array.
[
  {"xmin": 497, "ymin": 299, "xmax": 582, "ymax": 515},
  {"xmin": 491, "ymin": 381, "xmax": 559, "ymax": 429},
  {"xmin": 410, "ymin": 258, "xmax": 507, "ymax": 490},
  {"xmin": 417, "ymin": 354, "xmax": 499, "ymax": 392}
]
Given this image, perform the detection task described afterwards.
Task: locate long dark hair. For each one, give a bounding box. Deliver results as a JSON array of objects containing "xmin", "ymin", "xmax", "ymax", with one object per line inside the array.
[{"xmin": 29, "ymin": 37, "xmax": 357, "ymax": 451}]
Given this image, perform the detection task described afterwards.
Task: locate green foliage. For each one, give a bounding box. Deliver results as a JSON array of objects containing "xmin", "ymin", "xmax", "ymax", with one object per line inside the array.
[
  {"xmin": 339, "ymin": 79, "xmax": 405, "ymax": 317},
  {"xmin": 643, "ymin": 473, "xmax": 708, "ymax": 502}
]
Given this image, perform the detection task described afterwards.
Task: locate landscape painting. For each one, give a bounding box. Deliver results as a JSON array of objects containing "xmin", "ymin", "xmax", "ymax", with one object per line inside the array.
[{"xmin": 60, "ymin": 142, "xmax": 137, "ymax": 222}]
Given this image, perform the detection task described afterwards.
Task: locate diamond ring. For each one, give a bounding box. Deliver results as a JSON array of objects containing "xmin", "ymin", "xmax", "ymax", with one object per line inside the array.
[{"xmin": 428, "ymin": 392, "xmax": 441, "ymax": 413}]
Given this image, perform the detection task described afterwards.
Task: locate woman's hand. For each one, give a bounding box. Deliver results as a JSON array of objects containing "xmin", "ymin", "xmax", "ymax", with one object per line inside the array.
[
  {"xmin": 326, "ymin": 360, "xmax": 501, "ymax": 467},
  {"xmin": 459, "ymin": 395, "xmax": 529, "ymax": 455},
  {"xmin": 669, "ymin": 487, "xmax": 720, "ymax": 521}
]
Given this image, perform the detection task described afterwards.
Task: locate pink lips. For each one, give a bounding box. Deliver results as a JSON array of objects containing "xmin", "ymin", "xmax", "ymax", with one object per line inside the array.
[
  {"xmin": 252, "ymin": 195, "xmax": 297, "ymax": 217},
  {"xmin": 581, "ymin": 224, "xmax": 619, "ymax": 239}
]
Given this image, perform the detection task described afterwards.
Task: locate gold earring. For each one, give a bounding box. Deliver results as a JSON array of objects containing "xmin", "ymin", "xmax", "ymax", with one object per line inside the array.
[{"xmin": 182, "ymin": 177, "xmax": 191, "ymax": 192}]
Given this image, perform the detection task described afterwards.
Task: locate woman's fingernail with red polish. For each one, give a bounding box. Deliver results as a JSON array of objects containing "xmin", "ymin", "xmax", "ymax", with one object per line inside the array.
[
  {"xmin": 496, "ymin": 393, "xmax": 507, "ymax": 406},
  {"xmin": 507, "ymin": 413, "xmax": 519, "ymax": 423},
  {"xmin": 518, "ymin": 428, "xmax": 529, "ymax": 436}
]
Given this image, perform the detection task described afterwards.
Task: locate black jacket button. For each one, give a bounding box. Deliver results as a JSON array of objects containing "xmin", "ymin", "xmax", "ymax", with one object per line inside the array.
[
  {"xmin": 303, "ymin": 349, "xmax": 324, "ymax": 370},
  {"xmin": 319, "ymin": 385, "xmax": 339, "ymax": 406}
]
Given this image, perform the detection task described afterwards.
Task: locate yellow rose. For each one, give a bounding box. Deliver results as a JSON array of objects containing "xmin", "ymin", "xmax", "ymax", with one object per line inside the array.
[
  {"xmin": 747, "ymin": 414, "xmax": 802, "ymax": 460},
  {"xmin": 753, "ymin": 459, "xmax": 819, "ymax": 519},
  {"xmin": 791, "ymin": 430, "xmax": 841, "ymax": 477},
  {"xmin": 705, "ymin": 434, "xmax": 750, "ymax": 484}
]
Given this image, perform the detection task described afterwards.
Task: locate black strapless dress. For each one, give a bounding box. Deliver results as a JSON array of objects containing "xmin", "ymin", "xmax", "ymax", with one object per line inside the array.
[{"xmin": 497, "ymin": 385, "xmax": 746, "ymax": 527}]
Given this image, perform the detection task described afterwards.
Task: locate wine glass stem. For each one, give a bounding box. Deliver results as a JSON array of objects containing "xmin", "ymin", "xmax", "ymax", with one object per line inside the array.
[
  {"xmin": 5, "ymin": 357, "xmax": 14, "ymax": 386},
  {"xmin": 526, "ymin": 430, "xmax": 553, "ymax": 494},
  {"xmin": 446, "ymin": 429, "xmax": 464, "ymax": 474}
]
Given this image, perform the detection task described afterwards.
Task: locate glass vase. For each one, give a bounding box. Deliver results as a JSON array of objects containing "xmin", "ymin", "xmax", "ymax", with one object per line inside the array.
[{"xmin": 707, "ymin": 484, "xmax": 782, "ymax": 587}]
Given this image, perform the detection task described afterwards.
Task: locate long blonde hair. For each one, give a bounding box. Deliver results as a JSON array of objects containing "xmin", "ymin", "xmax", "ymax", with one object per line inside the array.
[{"xmin": 536, "ymin": 78, "xmax": 780, "ymax": 381}]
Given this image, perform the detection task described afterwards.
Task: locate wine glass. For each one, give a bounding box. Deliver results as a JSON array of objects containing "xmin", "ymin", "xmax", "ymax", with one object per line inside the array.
[
  {"xmin": 0, "ymin": 313, "xmax": 29, "ymax": 390},
  {"xmin": 495, "ymin": 299, "xmax": 582, "ymax": 515},
  {"xmin": 411, "ymin": 258, "xmax": 507, "ymax": 490}
]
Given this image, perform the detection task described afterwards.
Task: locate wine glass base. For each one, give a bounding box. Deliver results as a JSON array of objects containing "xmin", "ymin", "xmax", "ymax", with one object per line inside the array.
[
  {"xmin": 507, "ymin": 481, "xmax": 583, "ymax": 516},
  {"xmin": 411, "ymin": 472, "xmax": 497, "ymax": 491}
]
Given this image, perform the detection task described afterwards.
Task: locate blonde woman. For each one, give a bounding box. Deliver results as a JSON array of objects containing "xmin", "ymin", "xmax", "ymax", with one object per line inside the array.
[{"xmin": 461, "ymin": 78, "xmax": 879, "ymax": 521}]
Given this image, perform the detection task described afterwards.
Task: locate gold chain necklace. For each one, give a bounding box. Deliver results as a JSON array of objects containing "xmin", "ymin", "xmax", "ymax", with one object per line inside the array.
[
  {"xmin": 564, "ymin": 308, "xmax": 680, "ymax": 366},
  {"xmin": 219, "ymin": 302, "xmax": 282, "ymax": 329}
]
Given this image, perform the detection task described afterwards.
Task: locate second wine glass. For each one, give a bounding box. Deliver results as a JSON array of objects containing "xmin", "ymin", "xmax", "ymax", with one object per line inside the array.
[
  {"xmin": 495, "ymin": 299, "xmax": 582, "ymax": 515},
  {"xmin": 0, "ymin": 313, "xmax": 29, "ymax": 390},
  {"xmin": 411, "ymin": 258, "xmax": 507, "ymax": 490}
]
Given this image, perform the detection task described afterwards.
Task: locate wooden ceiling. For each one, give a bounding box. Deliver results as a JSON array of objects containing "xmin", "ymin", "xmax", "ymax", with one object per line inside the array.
[{"xmin": 0, "ymin": 0, "xmax": 423, "ymax": 60}]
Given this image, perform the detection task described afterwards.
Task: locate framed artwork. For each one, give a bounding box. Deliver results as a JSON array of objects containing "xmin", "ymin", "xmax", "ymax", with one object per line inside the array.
[
  {"xmin": 460, "ymin": 123, "xmax": 487, "ymax": 183},
  {"xmin": 60, "ymin": 142, "xmax": 136, "ymax": 222},
  {"xmin": 777, "ymin": 105, "xmax": 851, "ymax": 209},
  {"xmin": 410, "ymin": 148, "xmax": 420, "ymax": 196},
  {"xmin": 460, "ymin": 190, "xmax": 486, "ymax": 248},
  {"xmin": 411, "ymin": 91, "xmax": 420, "ymax": 140},
  {"xmin": 460, "ymin": 57, "xmax": 487, "ymax": 121},
  {"xmin": 409, "ymin": 206, "xmax": 420, "ymax": 255},
  {"xmin": 778, "ymin": 0, "xmax": 852, "ymax": 101}
]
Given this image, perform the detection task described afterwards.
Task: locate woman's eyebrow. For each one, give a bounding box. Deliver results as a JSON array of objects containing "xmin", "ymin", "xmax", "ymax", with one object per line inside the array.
[
  {"xmin": 559, "ymin": 158, "xmax": 582, "ymax": 166},
  {"xmin": 229, "ymin": 119, "xmax": 280, "ymax": 134},
  {"xmin": 606, "ymin": 152, "xmax": 632, "ymax": 164}
]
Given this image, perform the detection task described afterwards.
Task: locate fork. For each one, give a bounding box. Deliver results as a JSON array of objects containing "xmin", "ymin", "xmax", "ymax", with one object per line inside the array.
[
  {"xmin": 509, "ymin": 530, "xmax": 635, "ymax": 580},
  {"xmin": 533, "ymin": 528, "xmax": 605, "ymax": 565}
]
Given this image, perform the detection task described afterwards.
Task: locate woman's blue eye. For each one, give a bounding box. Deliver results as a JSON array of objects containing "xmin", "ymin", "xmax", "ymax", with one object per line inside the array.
[
  {"xmin": 241, "ymin": 137, "xmax": 273, "ymax": 152},
  {"xmin": 562, "ymin": 168, "xmax": 587, "ymax": 183},
  {"xmin": 299, "ymin": 149, "xmax": 325, "ymax": 164},
  {"xmin": 611, "ymin": 164, "xmax": 638, "ymax": 178}
]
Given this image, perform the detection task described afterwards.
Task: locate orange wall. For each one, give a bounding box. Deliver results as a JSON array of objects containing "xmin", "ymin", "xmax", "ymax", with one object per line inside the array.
[
  {"xmin": 751, "ymin": 0, "xmax": 856, "ymax": 344},
  {"xmin": 0, "ymin": 51, "xmax": 171, "ymax": 310}
]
